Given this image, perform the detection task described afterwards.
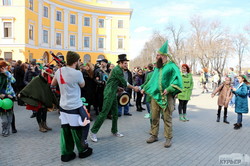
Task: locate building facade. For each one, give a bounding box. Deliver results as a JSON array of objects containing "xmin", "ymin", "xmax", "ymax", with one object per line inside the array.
[{"xmin": 0, "ymin": 0, "xmax": 132, "ymax": 64}]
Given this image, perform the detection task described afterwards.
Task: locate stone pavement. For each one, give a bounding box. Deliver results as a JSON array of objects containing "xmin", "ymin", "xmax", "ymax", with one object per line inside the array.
[{"xmin": 1, "ymin": 78, "xmax": 250, "ymax": 166}]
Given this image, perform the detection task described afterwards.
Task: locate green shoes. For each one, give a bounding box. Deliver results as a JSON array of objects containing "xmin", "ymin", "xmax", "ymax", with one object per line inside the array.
[{"xmin": 179, "ymin": 114, "xmax": 189, "ymax": 122}]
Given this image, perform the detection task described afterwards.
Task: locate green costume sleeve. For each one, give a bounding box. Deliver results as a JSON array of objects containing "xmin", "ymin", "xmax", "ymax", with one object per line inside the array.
[{"xmin": 114, "ymin": 66, "xmax": 127, "ymax": 87}]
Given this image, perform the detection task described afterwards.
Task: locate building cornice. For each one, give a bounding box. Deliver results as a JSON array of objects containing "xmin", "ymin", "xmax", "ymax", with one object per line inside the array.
[
  {"xmin": 45, "ymin": 0, "xmax": 132, "ymax": 17},
  {"xmin": 60, "ymin": 0, "xmax": 133, "ymax": 13}
]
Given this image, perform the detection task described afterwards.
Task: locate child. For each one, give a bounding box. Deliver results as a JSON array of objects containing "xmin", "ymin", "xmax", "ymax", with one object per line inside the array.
[
  {"xmin": 231, "ymin": 75, "xmax": 249, "ymax": 130},
  {"xmin": 211, "ymin": 77, "xmax": 233, "ymax": 124}
]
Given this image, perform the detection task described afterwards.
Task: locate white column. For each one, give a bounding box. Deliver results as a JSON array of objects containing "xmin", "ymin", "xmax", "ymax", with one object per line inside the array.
[
  {"xmin": 78, "ymin": 13, "xmax": 83, "ymax": 50},
  {"xmin": 50, "ymin": 5, "xmax": 55, "ymax": 48},
  {"xmin": 92, "ymin": 15, "xmax": 97, "ymax": 51},
  {"xmin": 106, "ymin": 16, "xmax": 111, "ymax": 51},
  {"xmin": 64, "ymin": 9, "xmax": 69, "ymax": 49},
  {"xmin": 38, "ymin": 0, "xmax": 43, "ymax": 46}
]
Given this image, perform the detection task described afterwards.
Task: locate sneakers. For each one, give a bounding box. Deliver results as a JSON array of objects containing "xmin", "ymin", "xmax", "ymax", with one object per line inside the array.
[
  {"xmin": 89, "ymin": 132, "xmax": 98, "ymax": 142},
  {"xmin": 179, "ymin": 114, "xmax": 186, "ymax": 122},
  {"xmin": 183, "ymin": 114, "xmax": 189, "ymax": 121},
  {"xmin": 146, "ymin": 135, "xmax": 158, "ymax": 143},
  {"xmin": 144, "ymin": 113, "xmax": 150, "ymax": 119},
  {"xmin": 113, "ymin": 132, "xmax": 124, "ymax": 137},
  {"xmin": 164, "ymin": 139, "xmax": 172, "ymax": 148}
]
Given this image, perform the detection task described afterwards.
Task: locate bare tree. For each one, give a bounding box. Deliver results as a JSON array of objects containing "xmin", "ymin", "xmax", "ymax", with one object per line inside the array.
[{"xmin": 232, "ymin": 33, "xmax": 248, "ymax": 74}]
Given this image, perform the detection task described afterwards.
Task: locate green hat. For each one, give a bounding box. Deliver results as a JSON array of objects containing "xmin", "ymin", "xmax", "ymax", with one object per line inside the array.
[{"xmin": 158, "ymin": 41, "xmax": 175, "ymax": 63}]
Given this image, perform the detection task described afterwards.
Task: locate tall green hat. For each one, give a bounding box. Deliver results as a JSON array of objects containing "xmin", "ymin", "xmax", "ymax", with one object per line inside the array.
[{"xmin": 158, "ymin": 40, "xmax": 175, "ymax": 63}]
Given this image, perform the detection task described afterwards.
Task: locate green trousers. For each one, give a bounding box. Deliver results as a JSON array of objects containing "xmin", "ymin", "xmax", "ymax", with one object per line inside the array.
[
  {"xmin": 91, "ymin": 94, "xmax": 118, "ymax": 134},
  {"xmin": 151, "ymin": 94, "xmax": 174, "ymax": 139},
  {"xmin": 60, "ymin": 125, "xmax": 85, "ymax": 155}
]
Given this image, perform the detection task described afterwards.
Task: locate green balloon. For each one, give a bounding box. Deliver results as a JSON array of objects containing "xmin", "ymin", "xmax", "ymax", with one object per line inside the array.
[
  {"xmin": 0, "ymin": 100, "xmax": 3, "ymax": 108},
  {"xmin": 2, "ymin": 98, "xmax": 13, "ymax": 110}
]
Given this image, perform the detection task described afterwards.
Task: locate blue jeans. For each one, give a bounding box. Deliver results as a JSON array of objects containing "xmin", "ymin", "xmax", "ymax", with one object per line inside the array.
[
  {"xmin": 237, "ymin": 113, "xmax": 242, "ymax": 124},
  {"xmin": 146, "ymin": 102, "xmax": 151, "ymax": 114},
  {"xmin": 118, "ymin": 103, "xmax": 129, "ymax": 115}
]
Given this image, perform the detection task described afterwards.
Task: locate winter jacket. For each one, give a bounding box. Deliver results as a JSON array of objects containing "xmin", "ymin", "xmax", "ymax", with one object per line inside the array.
[
  {"xmin": 212, "ymin": 82, "xmax": 233, "ymax": 108},
  {"xmin": 178, "ymin": 73, "xmax": 193, "ymax": 100},
  {"xmin": 232, "ymin": 83, "xmax": 249, "ymax": 114}
]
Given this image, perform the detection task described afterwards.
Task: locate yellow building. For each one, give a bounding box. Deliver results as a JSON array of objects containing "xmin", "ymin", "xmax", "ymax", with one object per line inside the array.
[{"xmin": 0, "ymin": 0, "xmax": 132, "ymax": 64}]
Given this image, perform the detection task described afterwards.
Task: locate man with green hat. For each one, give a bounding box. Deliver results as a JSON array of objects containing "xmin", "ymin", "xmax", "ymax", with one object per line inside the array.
[{"xmin": 141, "ymin": 41, "xmax": 183, "ymax": 148}]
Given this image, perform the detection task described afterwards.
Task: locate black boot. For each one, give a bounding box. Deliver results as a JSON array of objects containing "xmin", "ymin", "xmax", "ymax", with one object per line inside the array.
[
  {"xmin": 216, "ymin": 116, "xmax": 220, "ymax": 122},
  {"xmin": 234, "ymin": 123, "xmax": 241, "ymax": 130},
  {"xmin": 223, "ymin": 117, "xmax": 230, "ymax": 124},
  {"xmin": 11, "ymin": 114, "xmax": 17, "ymax": 133},
  {"xmin": 61, "ymin": 152, "xmax": 76, "ymax": 162}
]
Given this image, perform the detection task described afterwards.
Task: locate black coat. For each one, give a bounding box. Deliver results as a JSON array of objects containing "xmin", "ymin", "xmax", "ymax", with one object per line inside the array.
[
  {"xmin": 81, "ymin": 70, "xmax": 96, "ymax": 106},
  {"xmin": 13, "ymin": 65, "xmax": 25, "ymax": 91}
]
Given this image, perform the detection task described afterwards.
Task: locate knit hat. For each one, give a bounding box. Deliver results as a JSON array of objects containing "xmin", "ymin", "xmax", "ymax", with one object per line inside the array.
[{"xmin": 66, "ymin": 51, "xmax": 80, "ymax": 66}]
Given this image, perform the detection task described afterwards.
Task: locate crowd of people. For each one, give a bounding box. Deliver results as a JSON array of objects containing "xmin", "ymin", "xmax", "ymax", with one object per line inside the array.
[{"xmin": 0, "ymin": 41, "xmax": 249, "ymax": 162}]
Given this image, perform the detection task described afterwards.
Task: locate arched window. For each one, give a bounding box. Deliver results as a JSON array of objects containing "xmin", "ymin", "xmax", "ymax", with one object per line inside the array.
[
  {"xmin": 98, "ymin": 55, "xmax": 105, "ymax": 59},
  {"xmin": 43, "ymin": 51, "xmax": 49, "ymax": 64},
  {"xmin": 84, "ymin": 54, "xmax": 91, "ymax": 63}
]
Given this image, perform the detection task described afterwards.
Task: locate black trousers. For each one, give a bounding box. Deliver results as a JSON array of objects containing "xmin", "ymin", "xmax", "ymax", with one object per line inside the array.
[
  {"xmin": 136, "ymin": 92, "xmax": 143, "ymax": 109},
  {"xmin": 178, "ymin": 99, "xmax": 189, "ymax": 114},
  {"xmin": 217, "ymin": 106, "xmax": 228, "ymax": 117},
  {"xmin": 36, "ymin": 108, "xmax": 47, "ymax": 123}
]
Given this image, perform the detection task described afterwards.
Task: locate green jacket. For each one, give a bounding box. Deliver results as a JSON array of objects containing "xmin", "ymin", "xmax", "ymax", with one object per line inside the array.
[
  {"xmin": 104, "ymin": 65, "xmax": 127, "ymax": 96},
  {"xmin": 20, "ymin": 75, "xmax": 58, "ymax": 108},
  {"xmin": 143, "ymin": 61, "xmax": 183, "ymax": 109},
  {"xmin": 178, "ymin": 73, "xmax": 193, "ymax": 100}
]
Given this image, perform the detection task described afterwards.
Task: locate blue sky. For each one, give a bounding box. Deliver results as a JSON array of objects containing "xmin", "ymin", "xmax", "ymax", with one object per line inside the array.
[{"xmin": 117, "ymin": 0, "xmax": 250, "ymax": 66}]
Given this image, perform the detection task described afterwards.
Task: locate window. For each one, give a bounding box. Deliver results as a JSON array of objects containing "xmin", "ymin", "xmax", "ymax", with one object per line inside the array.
[
  {"xmin": 84, "ymin": 17, "xmax": 90, "ymax": 26},
  {"xmin": 43, "ymin": 30, "xmax": 48, "ymax": 43},
  {"xmin": 70, "ymin": 35, "xmax": 75, "ymax": 47},
  {"xmin": 56, "ymin": 33, "xmax": 61, "ymax": 45},
  {"xmin": 3, "ymin": 22, "xmax": 12, "ymax": 38},
  {"xmin": 84, "ymin": 54, "xmax": 91, "ymax": 63},
  {"xmin": 56, "ymin": 11, "xmax": 62, "ymax": 21},
  {"xmin": 4, "ymin": 52, "xmax": 12, "ymax": 62},
  {"xmin": 98, "ymin": 19, "xmax": 104, "ymax": 28},
  {"xmin": 70, "ymin": 15, "xmax": 76, "ymax": 24},
  {"xmin": 84, "ymin": 37, "xmax": 90, "ymax": 48},
  {"xmin": 98, "ymin": 38, "xmax": 104, "ymax": 49},
  {"xmin": 29, "ymin": 0, "xmax": 33, "ymax": 10},
  {"xmin": 43, "ymin": 6, "xmax": 48, "ymax": 18},
  {"xmin": 29, "ymin": 25, "xmax": 34, "ymax": 40},
  {"xmin": 118, "ymin": 20, "xmax": 123, "ymax": 28},
  {"xmin": 3, "ymin": 0, "xmax": 11, "ymax": 6},
  {"xmin": 118, "ymin": 38, "xmax": 123, "ymax": 49}
]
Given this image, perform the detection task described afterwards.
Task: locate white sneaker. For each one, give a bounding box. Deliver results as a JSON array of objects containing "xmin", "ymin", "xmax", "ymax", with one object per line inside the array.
[
  {"xmin": 90, "ymin": 132, "xmax": 98, "ymax": 142},
  {"xmin": 113, "ymin": 132, "xmax": 124, "ymax": 137}
]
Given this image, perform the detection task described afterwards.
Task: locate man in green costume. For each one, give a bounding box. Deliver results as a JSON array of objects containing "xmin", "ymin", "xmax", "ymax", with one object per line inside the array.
[
  {"xmin": 141, "ymin": 41, "xmax": 183, "ymax": 148},
  {"xmin": 90, "ymin": 54, "xmax": 139, "ymax": 142}
]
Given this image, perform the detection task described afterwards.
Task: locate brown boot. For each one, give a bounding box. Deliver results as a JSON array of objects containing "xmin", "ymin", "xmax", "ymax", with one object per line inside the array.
[
  {"xmin": 38, "ymin": 123, "xmax": 47, "ymax": 132},
  {"xmin": 146, "ymin": 135, "xmax": 158, "ymax": 143},
  {"xmin": 164, "ymin": 138, "xmax": 172, "ymax": 148},
  {"xmin": 42, "ymin": 122, "xmax": 52, "ymax": 130}
]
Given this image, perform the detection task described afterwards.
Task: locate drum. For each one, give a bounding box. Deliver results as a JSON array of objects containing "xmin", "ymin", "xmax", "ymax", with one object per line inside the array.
[{"xmin": 117, "ymin": 91, "xmax": 130, "ymax": 106}]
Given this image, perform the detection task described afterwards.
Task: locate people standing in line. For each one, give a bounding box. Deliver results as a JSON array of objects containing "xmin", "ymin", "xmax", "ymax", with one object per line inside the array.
[
  {"xmin": 141, "ymin": 41, "xmax": 183, "ymax": 148},
  {"xmin": 24, "ymin": 60, "xmax": 41, "ymax": 118},
  {"xmin": 0, "ymin": 60, "xmax": 16, "ymax": 136},
  {"xmin": 231, "ymin": 75, "xmax": 249, "ymax": 130},
  {"xmin": 51, "ymin": 51, "xmax": 92, "ymax": 162},
  {"xmin": 211, "ymin": 77, "xmax": 233, "ymax": 124},
  {"xmin": 81, "ymin": 62, "xmax": 97, "ymax": 119},
  {"xmin": 134, "ymin": 69, "xmax": 145, "ymax": 112},
  {"xmin": 90, "ymin": 54, "xmax": 139, "ymax": 143},
  {"xmin": 177, "ymin": 64, "xmax": 193, "ymax": 122},
  {"xmin": 140, "ymin": 63, "xmax": 154, "ymax": 118},
  {"xmin": 13, "ymin": 61, "xmax": 27, "ymax": 106},
  {"xmin": 118, "ymin": 68, "xmax": 133, "ymax": 117},
  {"xmin": 200, "ymin": 70, "xmax": 209, "ymax": 93},
  {"xmin": 94, "ymin": 59, "xmax": 110, "ymax": 118}
]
